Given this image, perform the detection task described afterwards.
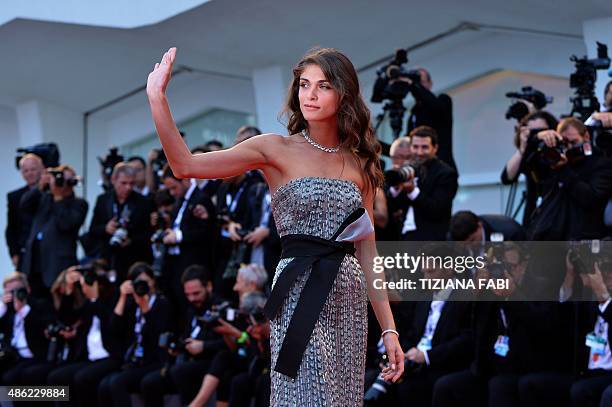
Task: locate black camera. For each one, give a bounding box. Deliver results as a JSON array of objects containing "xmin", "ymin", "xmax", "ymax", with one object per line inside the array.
[
  {"xmin": 568, "ymin": 240, "xmax": 612, "ymax": 275},
  {"xmin": 98, "ymin": 147, "xmax": 124, "ymax": 192},
  {"xmin": 198, "ymin": 302, "xmax": 236, "ymax": 327},
  {"xmin": 11, "ymin": 287, "xmax": 28, "ymax": 302},
  {"xmin": 568, "ymin": 42, "xmax": 611, "ymax": 121},
  {"xmin": 371, "ymin": 49, "xmax": 417, "ymax": 104},
  {"xmin": 371, "ymin": 49, "xmax": 420, "ymax": 138},
  {"xmin": 48, "ymin": 169, "xmax": 78, "ymax": 188},
  {"xmin": 236, "ymin": 228, "xmax": 251, "ymax": 239},
  {"xmin": 47, "ymin": 322, "xmax": 67, "ymax": 339},
  {"xmin": 384, "ymin": 165, "xmax": 418, "ymax": 188},
  {"xmin": 15, "ymin": 143, "xmax": 60, "ymax": 170},
  {"xmin": 525, "ymin": 128, "xmax": 591, "ymax": 168},
  {"xmin": 132, "ymin": 279, "xmax": 150, "ymax": 297},
  {"xmin": 75, "ymin": 265, "xmax": 98, "ymax": 286},
  {"xmin": 505, "ymin": 86, "xmax": 552, "ymax": 121},
  {"xmin": 151, "ymin": 210, "xmax": 169, "ymax": 244},
  {"xmin": 158, "ymin": 332, "xmax": 187, "ymax": 352},
  {"xmin": 110, "ymin": 207, "xmax": 131, "ymax": 248}
]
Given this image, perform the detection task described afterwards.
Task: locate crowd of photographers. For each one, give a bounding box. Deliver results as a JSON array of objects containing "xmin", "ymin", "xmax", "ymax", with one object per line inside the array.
[
  {"xmin": 3, "ymin": 52, "xmax": 612, "ymax": 407},
  {"xmin": 3, "ymin": 125, "xmax": 277, "ymax": 407}
]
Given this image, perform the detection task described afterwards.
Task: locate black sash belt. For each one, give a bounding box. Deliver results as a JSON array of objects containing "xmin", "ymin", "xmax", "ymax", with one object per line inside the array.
[{"xmin": 263, "ymin": 208, "xmax": 365, "ymax": 379}]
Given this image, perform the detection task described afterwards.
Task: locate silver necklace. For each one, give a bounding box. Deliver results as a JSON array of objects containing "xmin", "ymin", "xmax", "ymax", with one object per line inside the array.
[{"xmin": 301, "ymin": 129, "xmax": 340, "ymax": 153}]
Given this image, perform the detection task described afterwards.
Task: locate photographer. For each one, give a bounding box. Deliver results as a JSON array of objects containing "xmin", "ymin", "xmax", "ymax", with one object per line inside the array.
[
  {"xmin": 501, "ymin": 111, "xmax": 559, "ymax": 226},
  {"xmin": 5, "ymin": 153, "xmax": 44, "ymax": 269},
  {"xmin": 43, "ymin": 262, "xmax": 122, "ymax": 407},
  {"xmin": 404, "ymin": 68, "xmax": 456, "ymax": 171},
  {"xmin": 20, "ymin": 165, "xmax": 88, "ymax": 298},
  {"xmin": 98, "ymin": 262, "xmax": 171, "ymax": 407},
  {"xmin": 528, "ymin": 118, "xmax": 612, "ymax": 241},
  {"xmin": 157, "ymin": 164, "xmax": 216, "ymax": 310},
  {"xmin": 382, "ymin": 136, "xmax": 412, "ymax": 241},
  {"xmin": 87, "ymin": 163, "xmax": 155, "ymax": 280},
  {"xmin": 140, "ymin": 265, "xmax": 226, "ymax": 406},
  {"xmin": 520, "ymin": 247, "xmax": 612, "ymax": 407},
  {"xmin": 433, "ymin": 244, "xmax": 565, "ymax": 407},
  {"xmin": 214, "ymin": 127, "xmax": 266, "ymax": 300},
  {"xmin": 387, "ymin": 126, "xmax": 458, "ymax": 241},
  {"xmin": 365, "ymin": 245, "xmax": 473, "ymax": 407},
  {"xmin": 227, "ymin": 316, "xmax": 271, "ymax": 407},
  {"xmin": 189, "ymin": 291, "xmax": 269, "ymax": 407},
  {"xmin": 127, "ymin": 156, "xmax": 151, "ymax": 197},
  {"xmin": 0, "ymin": 272, "xmax": 52, "ymax": 384}
]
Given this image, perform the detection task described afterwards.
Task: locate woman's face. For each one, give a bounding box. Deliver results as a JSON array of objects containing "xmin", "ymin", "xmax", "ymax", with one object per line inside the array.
[{"xmin": 298, "ymin": 64, "xmax": 340, "ymax": 123}]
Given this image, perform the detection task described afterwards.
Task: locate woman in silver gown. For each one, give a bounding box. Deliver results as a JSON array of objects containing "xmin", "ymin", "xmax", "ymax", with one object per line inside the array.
[{"xmin": 147, "ymin": 46, "xmax": 404, "ymax": 406}]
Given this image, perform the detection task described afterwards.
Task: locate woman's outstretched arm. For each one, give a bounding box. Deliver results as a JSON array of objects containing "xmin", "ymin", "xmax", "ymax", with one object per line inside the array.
[
  {"xmin": 146, "ymin": 47, "xmax": 271, "ymax": 179},
  {"xmin": 357, "ymin": 186, "xmax": 405, "ymax": 383}
]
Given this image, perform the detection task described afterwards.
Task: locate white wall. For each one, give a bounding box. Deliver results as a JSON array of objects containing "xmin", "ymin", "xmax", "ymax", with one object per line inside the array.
[{"xmin": 0, "ymin": 105, "xmax": 23, "ymax": 275}]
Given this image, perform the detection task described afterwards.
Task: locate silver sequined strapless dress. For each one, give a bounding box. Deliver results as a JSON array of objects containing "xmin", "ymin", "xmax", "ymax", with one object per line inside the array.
[{"xmin": 270, "ymin": 177, "xmax": 368, "ymax": 407}]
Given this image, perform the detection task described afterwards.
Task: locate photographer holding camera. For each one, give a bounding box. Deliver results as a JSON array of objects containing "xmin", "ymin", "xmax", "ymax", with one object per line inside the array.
[
  {"xmin": 527, "ymin": 117, "xmax": 612, "ymax": 241},
  {"xmin": 501, "ymin": 111, "xmax": 559, "ymax": 227},
  {"xmin": 157, "ymin": 164, "xmax": 216, "ymax": 311},
  {"xmin": 0, "ymin": 272, "xmax": 53, "ymax": 384},
  {"xmin": 19, "ymin": 164, "xmax": 88, "ymax": 298},
  {"xmin": 387, "ymin": 126, "xmax": 458, "ymax": 241},
  {"xmin": 433, "ymin": 244, "xmax": 566, "ymax": 407},
  {"xmin": 521, "ymin": 245, "xmax": 612, "ymax": 407},
  {"xmin": 141, "ymin": 265, "xmax": 227, "ymax": 406},
  {"xmin": 5, "ymin": 153, "xmax": 45, "ymax": 270},
  {"xmin": 98, "ymin": 262, "xmax": 171, "ymax": 407},
  {"xmin": 403, "ymin": 68, "xmax": 456, "ymax": 171},
  {"xmin": 41, "ymin": 262, "xmax": 123, "ymax": 407},
  {"xmin": 87, "ymin": 163, "xmax": 155, "ymax": 281},
  {"xmin": 214, "ymin": 126, "xmax": 266, "ymax": 300},
  {"xmin": 189, "ymin": 290, "xmax": 268, "ymax": 407},
  {"xmin": 365, "ymin": 245, "xmax": 473, "ymax": 407}
]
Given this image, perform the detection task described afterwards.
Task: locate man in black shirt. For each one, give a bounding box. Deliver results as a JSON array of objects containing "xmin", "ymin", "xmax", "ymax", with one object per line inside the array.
[
  {"xmin": 528, "ymin": 117, "xmax": 612, "ymax": 241},
  {"xmin": 406, "ymin": 68, "xmax": 456, "ymax": 171},
  {"xmin": 5, "ymin": 154, "xmax": 45, "ymax": 270},
  {"xmin": 87, "ymin": 163, "xmax": 155, "ymax": 280},
  {"xmin": 387, "ymin": 126, "xmax": 458, "ymax": 241}
]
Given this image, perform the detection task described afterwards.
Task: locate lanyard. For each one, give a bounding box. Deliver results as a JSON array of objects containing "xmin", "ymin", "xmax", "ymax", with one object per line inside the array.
[
  {"xmin": 499, "ymin": 308, "xmax": 508, "ymax": 331},
  {"xmin": 226, "ymin": 184, "xmax": 247, "ymax": 215},
  {"xmin": 260, "ymin": 192, "xmax": 271, "ymax": 227},
  {"xmin": 173, "ymin": 180, "xmax": 197, "ymax": 229}
]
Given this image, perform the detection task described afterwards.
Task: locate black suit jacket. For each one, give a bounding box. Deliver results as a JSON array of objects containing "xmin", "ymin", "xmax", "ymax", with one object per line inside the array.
[
  {"xmin": 528, "ymin": 149, "xmax": 612, "ymax": 240},
  {"xmin": 87, "ymin": 191, "xmax": 155, "ymax": 276},
  {"xmin": 0, "ymin": 299, "xmax": 54, "ymax": 361},
  {"xmin": 167, "ymin": 186, "xmax": 216, "ymax": 272},
  {"xmin": 5, "ymin": 186, "xmax": 35, "ymax": 260},
  {"xmin": 402, "ymin": 292, "xmax": 473, "ymax": 374},
  {"xmin": 390, "ymin": 158, "xmax": 458, "ymax": 241},
  {"xmin": 20, "ymin": 189, "xmax": 88, "ymax": 287},
  {"xmin": 470, "ymin": 300, "xmax": 561, "ymax": 377},
  {"xmin": 408, "ymin": 85, "xmax": 455, "ymax": 171},
  {"xmin": 180, "ymin": 302, "xmax": 226, "ymax": 361},
  {"xmin": 68, "ymin": 297, "xmax": 123, "ymax": 361},
  {"xmin": 110, "ymin": 295, "xmax": 171, "ymax": 365},
  {"xmin": 480, "ymin": 214, "xmax": 526, "ymax": 241}
]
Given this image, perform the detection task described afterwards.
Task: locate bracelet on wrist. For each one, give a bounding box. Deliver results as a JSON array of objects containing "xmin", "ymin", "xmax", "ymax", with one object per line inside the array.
[{"xmin": 381, "ymin": 329, "xmax": 399, "ymax": 339}]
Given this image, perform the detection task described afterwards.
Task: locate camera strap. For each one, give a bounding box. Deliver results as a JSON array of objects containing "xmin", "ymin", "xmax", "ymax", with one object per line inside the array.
[{"xmin": 132, "ymin": 295, "xmax": 156, "ymax": 359}]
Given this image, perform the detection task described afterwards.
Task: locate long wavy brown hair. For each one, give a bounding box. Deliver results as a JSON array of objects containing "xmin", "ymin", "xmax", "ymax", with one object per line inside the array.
[{"xmin": 282, "ymin": 47, "xmax": 383, "ymax": 195}]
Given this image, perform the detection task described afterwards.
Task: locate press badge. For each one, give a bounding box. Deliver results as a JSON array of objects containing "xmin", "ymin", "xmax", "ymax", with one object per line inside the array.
[
  {"xmin": 494, "ymin": 335, "xmax": 510, "ymax": 357},
  {"xmin": 417, "ymin": 337, "xmax": 432, "ymax": 352},
  {"xmin": 586, "ymin": 332, "xmax": 606, "ymax": 355}
]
